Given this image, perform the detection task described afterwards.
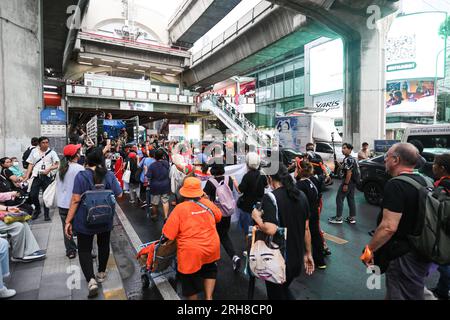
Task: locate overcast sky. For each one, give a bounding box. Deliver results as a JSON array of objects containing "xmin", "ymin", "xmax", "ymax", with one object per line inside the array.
[
  {"xmin": 190, "ymin": 0, "xmax": 263, "ymax": 53},
  {"xmin": 401, "ymin": 0, "xmax": 450, "ymax": 13}
]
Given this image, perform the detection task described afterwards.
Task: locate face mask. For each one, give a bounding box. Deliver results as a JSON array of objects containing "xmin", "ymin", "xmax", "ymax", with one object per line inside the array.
[{"xmin": 13, "ymin": 162, "xmax": 19, "ymax": 166}]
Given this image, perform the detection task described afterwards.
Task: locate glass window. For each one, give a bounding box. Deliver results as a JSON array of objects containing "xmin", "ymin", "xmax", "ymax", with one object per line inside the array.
[
  {"xmin": 284, "ymin": 79, "xmax": 293, "ymax": 97},
  {"xmin": 275, "ymin": 82, "xmax": 283, "ymax": 99},
  {"xmin": 294, "ymin": 76, "xmax": 304, "ymax": 95}
]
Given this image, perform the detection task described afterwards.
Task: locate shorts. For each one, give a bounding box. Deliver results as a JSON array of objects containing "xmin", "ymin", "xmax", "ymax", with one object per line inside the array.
[
  {"xmin": 151, "ymin": 193, "xmax": 170, "ymax": 206},
  {"xmin": 178, "ymin": 262, "xmax": 218, "ymax": 297}
]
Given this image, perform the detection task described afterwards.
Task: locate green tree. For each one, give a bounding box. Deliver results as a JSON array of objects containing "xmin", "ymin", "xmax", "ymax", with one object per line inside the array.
[{"xmin": 439, "ymin": 16, "xmax": 450, "ymax": 38}]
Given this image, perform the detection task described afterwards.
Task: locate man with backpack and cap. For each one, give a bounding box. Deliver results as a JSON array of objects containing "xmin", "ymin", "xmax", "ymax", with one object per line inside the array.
[
  {"xmin": 362, "ymin": 143, "xmax": 440, "ymax": 300},
  {"xmin": 162, "ymin": 177, "xmax": 222, "ymax": 300}
]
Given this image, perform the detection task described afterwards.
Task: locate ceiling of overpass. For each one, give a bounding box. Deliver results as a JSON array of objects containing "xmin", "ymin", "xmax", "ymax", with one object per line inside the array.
[
  {"xmin": 193, "ymin": 19, "xmax": 337, "ymax": 88},
  {"xmin": 43, "ymin": 0, "xmax": 89, "ymax": 76},
  {"xmin": 43, "ymin": 0, "xmax": 80, "ymax": 76}
]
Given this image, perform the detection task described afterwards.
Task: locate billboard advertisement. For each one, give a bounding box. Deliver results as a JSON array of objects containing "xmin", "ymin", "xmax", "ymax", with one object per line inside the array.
[
  {"xmin": 386, "ymin": 80, "xmax": 435, "ymax": 115},
  {"xmin": 310, "ymin": 38, "xmax": 344, "ymax": 96},
  {"xmin": 386, "ymin": 12, "xmax": 447, "ymax": 81},
  {"xmin": 275, "ymin": 116, "xmax": 312, "ymax": 151}
]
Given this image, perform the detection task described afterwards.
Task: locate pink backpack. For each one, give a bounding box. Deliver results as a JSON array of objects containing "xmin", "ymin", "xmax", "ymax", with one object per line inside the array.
[{"xmin": 209, "ymin": 176, "xmax": 236, "ymax": 217}]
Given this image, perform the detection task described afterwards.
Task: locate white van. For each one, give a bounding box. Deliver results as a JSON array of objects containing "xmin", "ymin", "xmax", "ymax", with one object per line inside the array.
[{"xmin": 402, "ymin": 124, "xmax": 450, "ymax": 155}]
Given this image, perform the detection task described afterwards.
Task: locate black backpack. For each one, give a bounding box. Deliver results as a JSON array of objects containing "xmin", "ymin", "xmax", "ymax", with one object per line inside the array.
[
  {"xmin": 22, "ymin": 146, "xmax": 35, "ymax": 169},
  {"xmin": 393, "ymin": 175, "xmax": 450, "ymax": 265},
  {"xmin": 351, "ymin": 158, "xmax": 361, "ymax": 184}
]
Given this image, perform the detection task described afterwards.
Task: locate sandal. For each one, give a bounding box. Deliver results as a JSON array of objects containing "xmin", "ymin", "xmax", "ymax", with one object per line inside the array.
[{"xmin": 67, "ymin": 251, "xmax": 77, "ymax": 259}]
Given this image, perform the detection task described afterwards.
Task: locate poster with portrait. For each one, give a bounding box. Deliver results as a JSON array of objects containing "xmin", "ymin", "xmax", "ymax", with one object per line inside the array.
[
  {"xmin": 275, "ymin": 116, "xmax": 312, "ymax": 152},
  {"xmin": 385, "ymin": 80, "xmax": 435, "ymax": 115}
]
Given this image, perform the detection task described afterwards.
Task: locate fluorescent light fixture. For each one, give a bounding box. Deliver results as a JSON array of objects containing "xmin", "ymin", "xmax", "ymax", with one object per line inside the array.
[
  {"xmin": 117, "ymin": 66, "xmax": 129, "ymax": 70},
  {"xmin": 135, "ymin": 69, "xmax": 146, "ymax": 72},
  {"xmin": 152, "ymin": 71, "xmax": 162, "ymax": 74},
  {"xmin": 121, "ymin": 62, "xmax": 133, "ymax": 65},
  {"xmin": 44, "ymin": 91, "xmax": 58, "ymax": 95},
  {"xmin": 79, "ymin": 62, "xmax": 93, "ymax": 66},
  {"xmin": 79, "ymin": 55, "xmax": 94, "ymax": 60},
  {"xmin": 101, "ymin": 58, "xmax": 115, "ymax": 63},
  {"xmin": 44, "ymin": 85, "xmax": 58, "ymax": 89},
  {"xmin": 166, "ymin": 73, "xmax": 176, "ymax": 77},
  {"xmin": 156, "ymin": 67, "xmax": 167, "ymax": 70},
  {"xmin": 98, "ymin": 64, "xmax": 111, "ymax": 68},
  {"xmin": 139, "ymin": 64, "xmax": 150, "ymax": 68}
]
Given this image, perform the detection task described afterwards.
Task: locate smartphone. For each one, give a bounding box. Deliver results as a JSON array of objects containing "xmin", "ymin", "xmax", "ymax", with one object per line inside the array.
[{"xmin": 107, "ymin": 139, "xmax": 111, "ymax": 145}]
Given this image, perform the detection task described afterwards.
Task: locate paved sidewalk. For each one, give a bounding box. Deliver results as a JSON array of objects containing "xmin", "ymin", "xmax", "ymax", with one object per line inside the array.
[{"xmin": 4, "ymin": 209, "xmax": 127, "ymax": 300}]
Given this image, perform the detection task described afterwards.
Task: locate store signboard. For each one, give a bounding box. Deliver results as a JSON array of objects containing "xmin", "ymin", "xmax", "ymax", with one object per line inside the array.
[
  {"xmin": 374, "ymin": 140, "xmax": 400, "ymax": 153},
  {"xmin": 120, "ymin": 101, "xmax": 153, "ymax": 112},
  {"xmin": 310, "ymin": 38, "xmax": 344, "ymax": 96},
  {"xmin": 386, "ymin": 12, "xmax": 447, "ymax": 81}
]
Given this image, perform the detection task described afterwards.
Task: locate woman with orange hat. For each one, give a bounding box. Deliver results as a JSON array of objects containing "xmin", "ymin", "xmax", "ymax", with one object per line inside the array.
[{"xmin": 162, "ymin": 177, "xmax": 222, "ymax": 300}]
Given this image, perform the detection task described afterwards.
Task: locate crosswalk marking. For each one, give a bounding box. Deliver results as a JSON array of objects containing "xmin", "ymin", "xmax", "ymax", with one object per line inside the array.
[{"xmin": 323, "ymin": 233, "xmax": 348, "ymax": 245}]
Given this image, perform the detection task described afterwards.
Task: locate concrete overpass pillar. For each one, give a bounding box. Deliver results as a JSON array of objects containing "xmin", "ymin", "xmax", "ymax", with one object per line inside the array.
[
  {"xmin": 269, "ymin": 0, "xmax": 399, "ymax": 149},
  {"xmin": 344, "ymin": 15, "xmax": 396, "ymax": 149},
  {"xmin": 0, "ymin": 0, "xmax": 43, "ymax": 158}
]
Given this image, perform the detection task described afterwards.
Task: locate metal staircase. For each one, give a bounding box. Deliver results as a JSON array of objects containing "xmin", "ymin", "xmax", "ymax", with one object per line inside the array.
[{"xmin": 200, "ymin": 96, "xmax": 271, "ymax": 148}]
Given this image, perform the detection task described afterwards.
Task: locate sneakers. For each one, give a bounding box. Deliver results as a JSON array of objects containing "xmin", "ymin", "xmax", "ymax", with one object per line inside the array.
[
  {"xmin": 96, "ymin": 271, "xmax": 107, "ymax": 283},
  {"xmin": 12, "ymin": 250, "xmax": 46, "ymax": 262},
  {"xmin": 0, "ymin": 286, "xmax": 16, "ymax": 299},
  {"xmin": 345, "ymin": 217, "xmax": 356, "ymax": 224},
  {"xmin": 87, "ymin": 278, "xmax": 98, "ymax": 298},
  {"xmin": 23, "ymin": 250, "xmax": 46, "ymax": 261},
  {"xmin": 328, "ymin": 216, "xmax": 343, "ymax": 224},
  {"xmin": 232, "ymin": 255, "xmax": 241, "ymax": 272},
  {"xmin": 317, "ymin": 264, "xmax": 327, "ymax": 270}
]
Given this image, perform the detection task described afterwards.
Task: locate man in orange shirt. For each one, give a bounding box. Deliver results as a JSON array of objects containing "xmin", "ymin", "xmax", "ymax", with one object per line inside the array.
[{"xmin": 162, "ymin": 177, "xmax": 222, "ymax": 300}]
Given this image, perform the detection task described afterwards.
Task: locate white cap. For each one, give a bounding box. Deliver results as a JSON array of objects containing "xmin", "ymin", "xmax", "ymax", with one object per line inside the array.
[{"xmin": 246, "ymin": 152, "xmax": 261, "ymax": 170}]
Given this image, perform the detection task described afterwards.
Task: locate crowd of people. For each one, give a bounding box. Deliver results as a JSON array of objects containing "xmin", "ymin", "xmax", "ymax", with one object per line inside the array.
[{"xmin": 0, "ymin": 131, "xmax": 449, "ymax": 301}]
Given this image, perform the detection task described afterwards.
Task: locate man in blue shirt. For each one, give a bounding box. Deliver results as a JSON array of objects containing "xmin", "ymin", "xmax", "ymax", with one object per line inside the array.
[{"xmin": 146, "ymin": 149, "xmax": 170, "ymax": 221}]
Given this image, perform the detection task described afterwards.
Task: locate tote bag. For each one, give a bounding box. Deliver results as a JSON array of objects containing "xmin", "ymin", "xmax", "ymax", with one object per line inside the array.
[
  {"xmin": 122, "ymin": 162, "xmax": 131, "ymax": 184},
  {"xmin": 248, "ymin": 192, "xmax": 287, "ymax": 284},
  {"xmin": 43, "ymin": 179, "xmax": 57, "ymax": 208}
]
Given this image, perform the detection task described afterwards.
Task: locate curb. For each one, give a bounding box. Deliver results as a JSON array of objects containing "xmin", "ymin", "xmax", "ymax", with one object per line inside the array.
[{"xmin": 115, "ymin": 204, "xmax": 180, "ymax": 300}]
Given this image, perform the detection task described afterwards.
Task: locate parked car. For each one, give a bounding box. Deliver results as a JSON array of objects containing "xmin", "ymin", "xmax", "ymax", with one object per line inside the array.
[
  {"xmin": 357, "ymin": 152, "xmax": 439, "ymax": 206},
  {"xmin": 357, "ymin": 155, "xmax": 390, "ymax": 205}
]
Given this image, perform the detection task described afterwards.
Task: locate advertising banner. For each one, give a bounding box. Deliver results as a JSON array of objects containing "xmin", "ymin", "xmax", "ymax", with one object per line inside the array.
[
  {"xmin": 275, "ymin": 116, "xmax": 312, "ymax": 151},
  {"xmin": 386, "ymin": 12, "xmax": 447, "ymax": 81},
  {"xmin": 386, "ymin": 80, "xmax": 435, "ymax": 115},
  {"xmin": 169, "ymin": 124, "xmax": 185, "ymax": 139}
]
